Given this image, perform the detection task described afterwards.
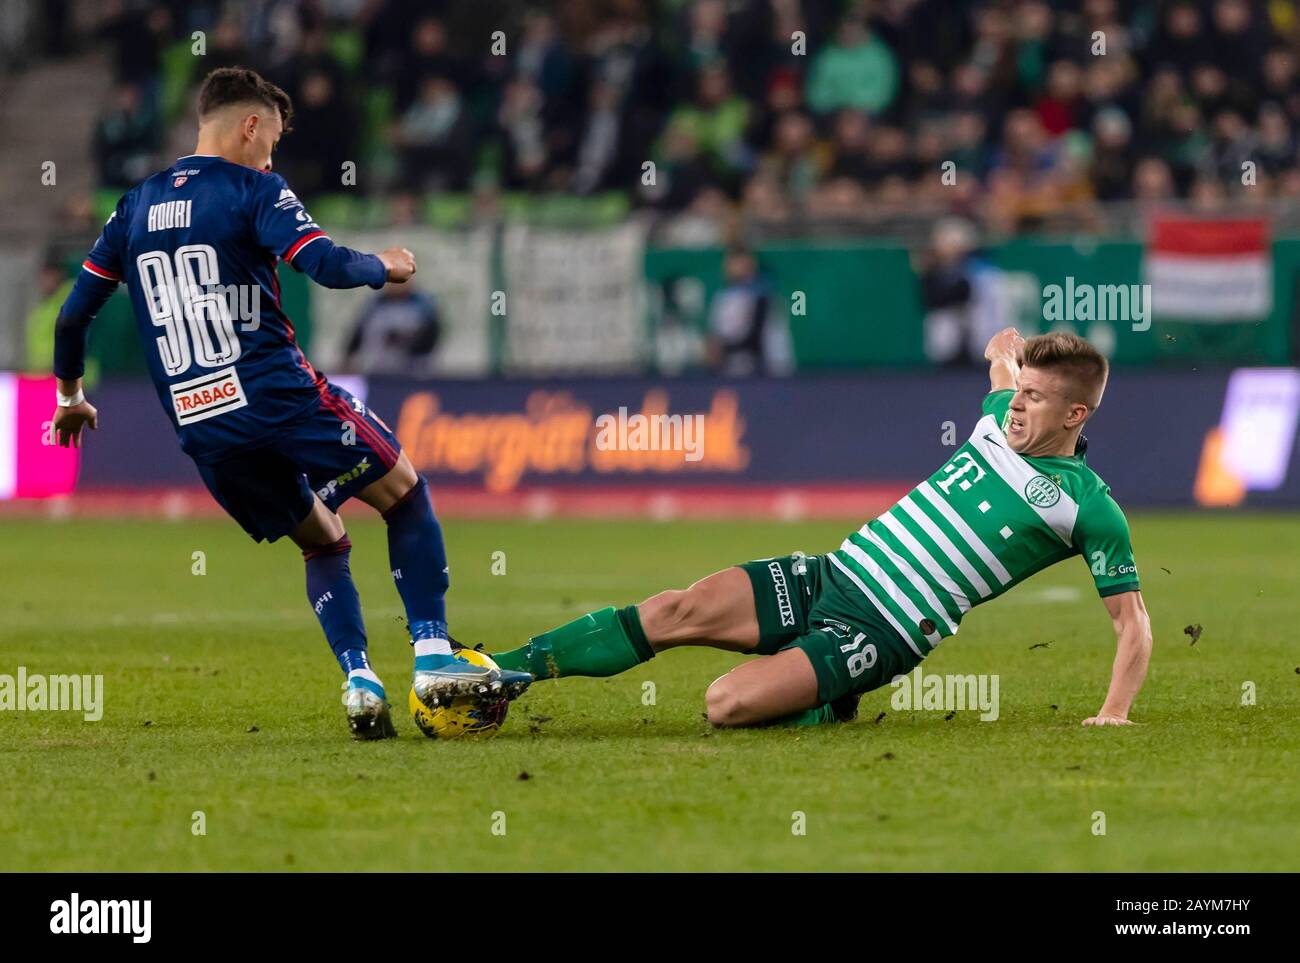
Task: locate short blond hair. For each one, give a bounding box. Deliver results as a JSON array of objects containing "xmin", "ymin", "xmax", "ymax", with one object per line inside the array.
[{"xmin": 1020, "ymin": 332, "xmax": 1108, "ymax": 409}]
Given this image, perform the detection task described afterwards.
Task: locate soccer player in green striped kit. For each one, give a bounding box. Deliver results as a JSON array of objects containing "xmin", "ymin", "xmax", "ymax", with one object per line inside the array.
[{"xmin": 495, "ymin": 329, "xmax": 1153, "ymax": 728}]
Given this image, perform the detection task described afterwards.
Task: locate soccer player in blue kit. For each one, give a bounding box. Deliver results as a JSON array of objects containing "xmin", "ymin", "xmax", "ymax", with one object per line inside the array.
[{"xmin": 49, "ymin": 67, "xmax": 530, "ymax": 739}]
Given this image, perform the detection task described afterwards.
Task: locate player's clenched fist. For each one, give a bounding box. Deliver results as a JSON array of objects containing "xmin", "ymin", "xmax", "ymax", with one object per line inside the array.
[
  {"xmin": 378, "ymin": 247, "xmax": 417, "ymax": 282},
  {"xmin": 983, "ymin": 326, "xmax": 1025, "ymax": 362},
  {"xmin": 51, "ymin": 400, "xmax": 98, "ymax": 448}
]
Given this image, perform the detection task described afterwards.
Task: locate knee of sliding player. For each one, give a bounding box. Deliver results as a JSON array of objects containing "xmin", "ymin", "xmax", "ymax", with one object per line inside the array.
[{"xmin": 705, "ymin": 675, "xmax": 748, "ymax": 727}]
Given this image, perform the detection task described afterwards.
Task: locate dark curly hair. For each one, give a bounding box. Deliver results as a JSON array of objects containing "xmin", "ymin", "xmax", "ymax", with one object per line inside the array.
[{"xmin": 196, "ymin": 67, "xmax": 293, "ymax": 132}]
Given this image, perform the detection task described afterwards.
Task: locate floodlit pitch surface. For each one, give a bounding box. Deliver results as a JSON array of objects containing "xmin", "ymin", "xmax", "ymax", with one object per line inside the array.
[{"xmin": 2, "ymin": 514, "xmax": 1297, "ymax": 872}]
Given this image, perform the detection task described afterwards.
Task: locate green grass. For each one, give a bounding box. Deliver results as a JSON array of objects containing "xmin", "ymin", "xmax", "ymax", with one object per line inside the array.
[{"xmin": 2, "ymin": 513, "xmax": 1298, "ymax": 872}]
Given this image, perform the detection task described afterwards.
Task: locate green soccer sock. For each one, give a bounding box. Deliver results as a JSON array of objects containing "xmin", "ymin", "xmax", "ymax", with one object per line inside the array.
[
  {"xmin": 768, "ymin": 704, "xmax": 838, "ymax": 727},
  {"xmin": 493, "ymin": 605, "xmax": 655, "ymax": 680}
]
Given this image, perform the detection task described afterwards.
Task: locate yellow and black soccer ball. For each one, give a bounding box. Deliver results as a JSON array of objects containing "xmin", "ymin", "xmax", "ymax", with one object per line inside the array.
[{"xmin": 408, "ymin": 649, "xmax": 509, "ymax": 740}]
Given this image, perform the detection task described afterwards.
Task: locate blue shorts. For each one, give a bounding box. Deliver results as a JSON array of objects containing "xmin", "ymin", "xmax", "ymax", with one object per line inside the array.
[{"xmin": 195, "ymin": 382, "xmax": 402, "ymax": 543}]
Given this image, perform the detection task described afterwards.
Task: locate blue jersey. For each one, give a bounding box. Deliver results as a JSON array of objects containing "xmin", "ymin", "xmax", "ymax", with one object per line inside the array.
[{"xmin": 81, "ymin": 154, "xmax": 384, "ymax": 462}]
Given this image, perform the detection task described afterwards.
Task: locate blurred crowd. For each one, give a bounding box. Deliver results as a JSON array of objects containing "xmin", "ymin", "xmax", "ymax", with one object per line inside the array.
[{"xmin": 49, "ymin": 0, "xmax": 1300, "ymax": 237}]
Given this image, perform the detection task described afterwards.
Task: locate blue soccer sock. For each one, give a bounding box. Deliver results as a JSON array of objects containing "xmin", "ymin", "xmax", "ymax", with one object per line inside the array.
[
  {"xmin": 304, "ymin": 535, "xmax": 380, "ymax": 691},
  {"xmin": 339, "ymin": 648, "xmax": 385, "ymax": 699},
  {"xmin": 382, "ymin": 478, "xmax": 451, "ymax": 657}
]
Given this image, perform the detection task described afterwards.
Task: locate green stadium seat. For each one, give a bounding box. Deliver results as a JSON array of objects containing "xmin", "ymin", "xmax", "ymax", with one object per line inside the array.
[
  {"xmin": 501, "ymin": 192, "xmax": 534, "ymax": 222},
  {"xmin": 327, "ymin": 30, "xmax": 364, "ymax": 74},
  {"xmin": 307, "ymin": 194, "xmax": 362, "ymax": 229},
  {"xmin": 424, "ymin": 194, "xmax": 471, "ymax": 228},
  {"xmin": 92, "ymin": 188, "xmax": 120, "ymax": 223},
  {"xmin": 588, "ymin": 192, "xmax": 631, "ymax": 225},
  {"xmin": 359, "ymin": 196, "xmax": 392, "ymax": 228},
  {"xmin": 359, "ymin": 87, "xmax": 394, "ymax": 160},
  {"xmin": 160, "ymin": 41, "xmax": 196, "ymax": 123}
]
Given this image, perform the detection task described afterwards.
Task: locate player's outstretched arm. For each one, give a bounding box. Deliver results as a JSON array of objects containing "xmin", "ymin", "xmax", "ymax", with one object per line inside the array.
[
  {"xmin": 983, "ymin": 326, "xmax": 1024, "ymax": 392},
  {"xmin": 50, "ymin": 266, "xmax": 118, "ymax": 447},
  {"xmin": 254, "ymin": 175, "xmax": 416, "ymax": 289},
  {"xmin": 1083, "ymin": 590, "xmax": 1153, "ymax": 726},
  {"xmin": 286, "ymin": 236, "xmax": 415, "ymax": 290}
]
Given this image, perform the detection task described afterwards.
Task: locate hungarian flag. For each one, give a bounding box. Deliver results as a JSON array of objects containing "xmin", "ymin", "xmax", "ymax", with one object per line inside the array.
[{"xmin": 1144, "ymin": 216, "xmax": 1272, "ymax": 321}]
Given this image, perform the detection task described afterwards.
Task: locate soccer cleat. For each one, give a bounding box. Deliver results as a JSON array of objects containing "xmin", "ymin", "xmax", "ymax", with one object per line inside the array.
[
  {"xmin": 829, "ymin": 692, "xmax": 861, "ymax": 723},
  {"xmin": 412, "ymin": 640, "xmax": 533, "ymax": 711},
  {"xmin": 497, "ymin": 669, "xmax": 533, "ymax": 702},
  {"xmin": 448, "ymin": 635, "xmax": 533, "ymax": 702},
  {"xmin": 341, "ymin": 679, "xmax": 397, "ymax": 740}
]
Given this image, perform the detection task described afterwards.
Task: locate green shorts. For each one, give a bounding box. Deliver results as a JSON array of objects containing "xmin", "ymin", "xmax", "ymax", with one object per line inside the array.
[{"xmin": 740, "ymin": 554, "xmax": 923, "ymax": 704}]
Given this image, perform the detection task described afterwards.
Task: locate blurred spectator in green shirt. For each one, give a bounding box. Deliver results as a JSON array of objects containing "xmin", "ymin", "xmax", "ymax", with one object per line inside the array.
[
  {"xmin": 806, "ymin": 17, "xmax": 898, "ymax": 117},
  {"xmin": 26, "ymin": 261, "xmax": 98, "ymax": 386}
]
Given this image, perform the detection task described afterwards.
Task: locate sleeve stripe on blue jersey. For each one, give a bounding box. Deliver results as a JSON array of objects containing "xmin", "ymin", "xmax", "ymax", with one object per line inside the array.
[
  {"xmin": 284, "ymin": 231, "xmax": 328, "ymax": 262},
  {"xmin": 82, "ymin": 259, "xmax": 122, "ymax": 281}
]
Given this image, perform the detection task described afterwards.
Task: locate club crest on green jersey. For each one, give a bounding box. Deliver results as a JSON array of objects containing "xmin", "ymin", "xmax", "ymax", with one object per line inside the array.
[{"xmin": 1024, "ymin": 474, "xmax": 1062, "ymax": 508}]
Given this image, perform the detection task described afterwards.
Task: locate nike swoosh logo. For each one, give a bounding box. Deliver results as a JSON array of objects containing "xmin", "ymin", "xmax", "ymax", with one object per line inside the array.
[{"xmin": 983, "ymin": 433, "xmax": 1004, "ymax": 448}]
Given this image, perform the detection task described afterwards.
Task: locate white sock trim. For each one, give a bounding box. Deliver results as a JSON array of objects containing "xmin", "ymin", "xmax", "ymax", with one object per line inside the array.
[
  {"xmin": 413, "ymin": 638, "xmax": 453, "ymax": 657},
  {"xmin": 348, "ymin": 667, "xmax": 384, "ymax": 687}
]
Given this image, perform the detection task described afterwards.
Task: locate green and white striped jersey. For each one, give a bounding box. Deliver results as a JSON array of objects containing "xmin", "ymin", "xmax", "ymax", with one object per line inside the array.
[{"xmin": 828, "ymin": 389, "xmax": 1139, "ymax": 659}]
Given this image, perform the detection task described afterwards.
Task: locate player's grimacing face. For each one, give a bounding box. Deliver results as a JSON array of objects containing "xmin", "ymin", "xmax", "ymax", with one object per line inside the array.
[{"xmin": 1007, "ymin": 366, "xmax": 1083, "ymax": 454}]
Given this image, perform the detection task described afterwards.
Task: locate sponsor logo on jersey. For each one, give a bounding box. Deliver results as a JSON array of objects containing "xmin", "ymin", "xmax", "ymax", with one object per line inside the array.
[
  {"xmin": 169, "ymin": 367, "xmax": 248, "ymax": 425},
  {"xmin": 1106, "ymin": 563, "xmax": 1136, "ymax": 578},
  {"xmin": 316, "ymin": 457, "xmax": 372, "ymax": 500},
  {"xmin": 815, "ymin": 617, "xmax": 852, "ymax": 639},
  {"xmin": 1024, "ymin": 474, "xmax": 1061, "ymax": 508},
  {"xmin": 937, "ymin": 451, "xmax": 986, "ymax": 494},
  {"xmin": 173, "ymin": 176, "xmax": 187, "ymax": 187},
  {"xmin": 768, "ymin": 560, "xmax": 796, "ymax": 627},
  {"xmin": 274, "ymin": 187, "xmax": 304, "ymax": 211}
]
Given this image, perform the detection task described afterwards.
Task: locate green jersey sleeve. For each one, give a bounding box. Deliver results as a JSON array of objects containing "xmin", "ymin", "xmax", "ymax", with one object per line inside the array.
[
  {"xmin": 982, "ymin": 389, "xmax": 1014, "ymax": 430},
  {"xmin": 1074, "ymin": 491, "xmax": 1140, "ymax": 597}
]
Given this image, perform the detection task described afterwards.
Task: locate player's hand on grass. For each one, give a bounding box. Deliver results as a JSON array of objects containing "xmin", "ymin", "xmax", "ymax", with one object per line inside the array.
[
  {"xmin": 983, "ymin": 326, "xmax": 1024, "ymax": 362},
  {"xmin": 379, "ymin": 247, "xmax": 416, "ymax": 283},
  {"xmin": 51, "ymin": 400, "xmax": 98, "ymax": 448},
  {"xmin": 1081, "ymin": 713, "xmax": 1135, "ymax": 726}
]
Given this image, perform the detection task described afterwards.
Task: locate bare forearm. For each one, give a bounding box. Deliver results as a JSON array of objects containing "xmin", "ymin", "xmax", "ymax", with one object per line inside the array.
[
  {"xmin": 988, "ymin": 356, "xmax": 1019, "ymax": 391},
  {"xmin": 1100, "ymin": 622, "xmax": 1151, "ymax": 718},
  {"xmin": 983, "ymin": 326, "xmax": 1023, "ymax": 391}
]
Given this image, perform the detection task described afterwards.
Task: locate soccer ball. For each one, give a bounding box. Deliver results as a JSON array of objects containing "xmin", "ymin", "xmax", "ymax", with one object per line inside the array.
[{"xmin": 408, "ymin": 648, "xmax": 509, "ymax": 740}]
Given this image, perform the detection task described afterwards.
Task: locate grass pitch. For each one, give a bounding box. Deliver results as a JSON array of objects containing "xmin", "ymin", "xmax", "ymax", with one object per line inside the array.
[{"xmin": 2, "ymin": 512, "xmax": 1298, "ymax": 872}]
